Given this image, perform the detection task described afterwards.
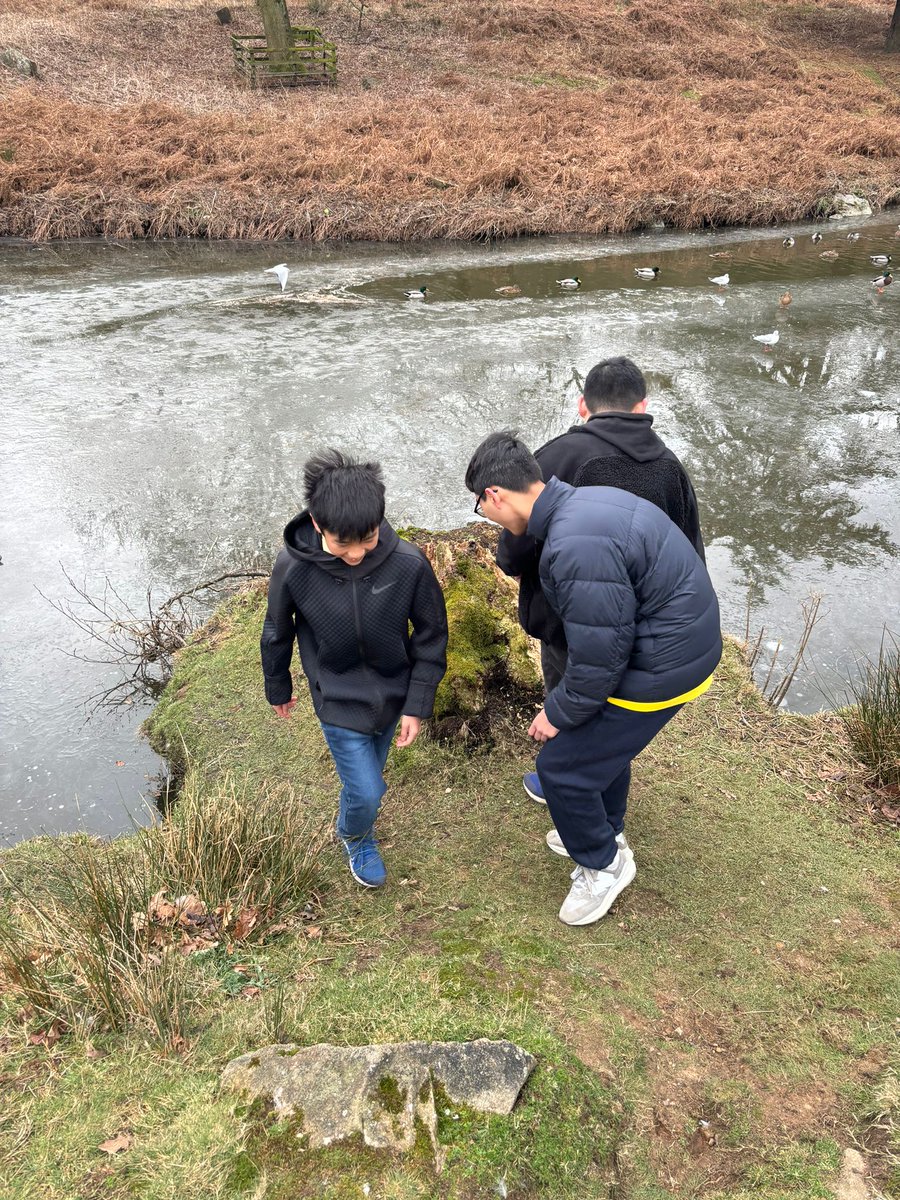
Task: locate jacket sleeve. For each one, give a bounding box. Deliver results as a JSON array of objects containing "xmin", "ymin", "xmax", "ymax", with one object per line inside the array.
[
  {"xmin": 496, "ymin": 528, "xmax": 540, "ymax": 578},
  {"xmin": 682, "ymin": 472, "xmax": 706, "ymax": 563},
  {"xmin": 402, "ymin": 556, "xmax": 449, "ymax": 719},
  {"xmin": 260, "ymin": 552, "xmax": 297, "ymax": 706},
  {"xmin": 542, "ymin": 540, "xmax": 637, "ymax": 730}
]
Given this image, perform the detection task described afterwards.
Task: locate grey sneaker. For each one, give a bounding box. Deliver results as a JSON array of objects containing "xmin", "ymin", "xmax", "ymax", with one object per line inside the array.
[
  {"xmin": 558, "ymin": 851, "xmax": 636, "ymax": 926},
  {"xmin": 546, "ymin": 828, "xmax": 634, "ymax": 863}
]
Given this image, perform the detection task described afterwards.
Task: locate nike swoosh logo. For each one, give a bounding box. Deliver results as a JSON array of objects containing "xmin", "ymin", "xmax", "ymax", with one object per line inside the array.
[{"xmin": 371, "ymin": 582, "xmax": 394, "ymax": 595}]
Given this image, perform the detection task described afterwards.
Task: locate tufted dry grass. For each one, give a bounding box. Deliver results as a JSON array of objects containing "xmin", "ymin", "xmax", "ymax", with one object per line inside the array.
[{"xmin": 0, "ymin": 0, "xmax": 898, "ymax": 240}]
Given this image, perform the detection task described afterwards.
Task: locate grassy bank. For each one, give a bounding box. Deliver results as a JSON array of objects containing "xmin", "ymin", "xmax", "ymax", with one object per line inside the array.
[
  {"xmin": 1, "ymin": 567, "xmax": 898, "ymax": 1199},
  {"xmin": 0, "ymin": 0, "xmax": 899, "ymax": 241}
]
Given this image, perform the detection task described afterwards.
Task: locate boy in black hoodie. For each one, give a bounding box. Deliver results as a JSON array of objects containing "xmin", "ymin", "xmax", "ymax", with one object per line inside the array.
[
  {"xmin": 261, "ymin": 450, "xmax": 448, "ymax": 888},
  {"xmin": 495, "ymin": 357, "xmax": 705, "ymax": 805}
]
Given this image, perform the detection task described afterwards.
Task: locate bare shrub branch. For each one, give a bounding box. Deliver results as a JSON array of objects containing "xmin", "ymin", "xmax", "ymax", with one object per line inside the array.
[{"xmin": 39, "ymin": 567, "xmax": 266, "ymax": 715}]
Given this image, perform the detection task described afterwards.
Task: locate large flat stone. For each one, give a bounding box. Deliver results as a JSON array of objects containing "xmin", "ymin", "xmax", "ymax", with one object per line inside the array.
[{"xmin": 221, "ymin": 1039, "xmax": 535, "ymax": 1162}]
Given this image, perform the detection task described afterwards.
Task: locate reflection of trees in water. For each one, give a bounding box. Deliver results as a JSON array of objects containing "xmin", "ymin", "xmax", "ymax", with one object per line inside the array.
[
  {"xmin": 56, "ymin": 315, "xmax": 898, "ymax": 597},
  {"xmin": 673, "ymin": 340, "xmax": 898, "ymax": 589}
]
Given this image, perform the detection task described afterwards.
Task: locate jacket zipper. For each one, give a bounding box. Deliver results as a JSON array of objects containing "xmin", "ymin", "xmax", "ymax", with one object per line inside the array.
[{"xmin": 350, "ymin": 572, "xmax": 366, "ymax": 661}]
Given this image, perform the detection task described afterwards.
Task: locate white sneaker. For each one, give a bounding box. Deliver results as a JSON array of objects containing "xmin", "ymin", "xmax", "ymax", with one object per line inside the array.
[
  {"xmin": 546, "ymin": 828, "xmax": 634, "ymax": 863},
  {"xmin": 558, "ymin": 851, "xmax": 637, "ymax": 926}
]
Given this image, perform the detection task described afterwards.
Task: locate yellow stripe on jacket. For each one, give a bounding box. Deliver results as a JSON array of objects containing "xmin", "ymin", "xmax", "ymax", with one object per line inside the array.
[{"xmin": 606, "ymin": 671, "xmax": 715, "ymax": 712}]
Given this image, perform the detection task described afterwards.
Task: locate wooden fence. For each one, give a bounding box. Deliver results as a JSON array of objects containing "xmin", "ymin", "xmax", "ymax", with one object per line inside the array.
[{"xmin": 231, "ymin": 28, "xmax": 337, "ymax": 87}]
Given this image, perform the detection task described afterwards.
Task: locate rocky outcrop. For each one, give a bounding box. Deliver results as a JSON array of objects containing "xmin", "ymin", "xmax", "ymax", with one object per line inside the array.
[
  {"xmin": 829, "ymin": 193, "xmax": 873, "ymax": 218},
  {"xmin": 221, "ymin": 1039, "xmax": 535, "ymax": 1165}
]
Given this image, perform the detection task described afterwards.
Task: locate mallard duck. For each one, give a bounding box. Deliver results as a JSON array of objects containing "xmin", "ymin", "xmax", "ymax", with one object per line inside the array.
[
  {"xmin": 709, "ymin": 251, "xmax": 732, "ymax": 259},
  {"xmin": 495, "ymin": 285, "xmax": 522, "ymax": 296},
  {"xmin": 264, "ymin": 263, "xmax": 289, "ymax": 291},
  {"xmin": 753, "ymin": 330, "xmax": 780, "ymax": 349},
  {"xmin": 780, "ymin": 291, "xmax": 792, "ymax": 307},
  {"xmin": 782, "ymin": 237, "xmax": 795, "ymax": 248},
  {"xmin": 872, "ymin": 271, "xmax": 893, "ymax": 293},
  {"xmin": 847, "ymin": 232, "xmax": 860, "ymax": 242},
  {"xmin": 708, "ymin": 273, "xmax": 730, "ymax": 287},
  {"xmin": 811, "ymin": 232, "xmax": 823, "ymax": 244},
  {"xmin": 869, "ymin": 254, "xmax": 892, "ymax": 267},
  {"xmin": 403, "ymin": 286, "xmax": 428, "ymax": 299},
  {"xmin": 820, "ymin": 250, "xmax": 839, "ymax": 260},
  {"xmin": 634, "ymin": 267, "xmax": 660, "ymax": 279},
  {"xmin": 556, "ymin": 277, "xmax": 582, "ymax": 289}
]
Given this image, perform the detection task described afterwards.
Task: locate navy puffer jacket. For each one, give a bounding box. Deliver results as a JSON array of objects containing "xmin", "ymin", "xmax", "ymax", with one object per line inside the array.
[{"xmin": 529, "ymin": 478, "xmax": 722, "ymax": 731}]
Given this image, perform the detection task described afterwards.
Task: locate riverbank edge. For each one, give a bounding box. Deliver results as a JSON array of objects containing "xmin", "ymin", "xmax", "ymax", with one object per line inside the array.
[
  {"xmin": 1, "ymin": 551, "xmax": 898, "ymax": 1198},
  {"xmin": 3, "ymin": 183, "xmax": 899, "ymax": 244}
]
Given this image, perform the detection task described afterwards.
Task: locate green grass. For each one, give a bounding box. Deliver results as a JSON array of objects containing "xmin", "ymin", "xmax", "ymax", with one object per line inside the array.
[
  {"xmin": 1, "ymin": 584, "xmax": 898, "ymax": 1198},
  {"xmin": 516, "ymin": 71, "xmax": 608, "ymax": 91}
]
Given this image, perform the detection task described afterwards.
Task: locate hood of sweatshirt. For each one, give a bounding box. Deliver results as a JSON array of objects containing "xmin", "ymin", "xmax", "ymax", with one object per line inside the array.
[
  {"xmin": 564, "ymin": 412, "xmax": 668, "ymax": 463},
  {"xmin": 282, "ymin": 510, "xmax": 400, "ymax": 579}
]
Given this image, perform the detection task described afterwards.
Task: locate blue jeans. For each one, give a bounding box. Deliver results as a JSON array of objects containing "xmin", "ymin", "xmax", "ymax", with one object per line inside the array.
[{"xmin": 320, "ymin": 721, "xmax": 397, "ymax": 841}]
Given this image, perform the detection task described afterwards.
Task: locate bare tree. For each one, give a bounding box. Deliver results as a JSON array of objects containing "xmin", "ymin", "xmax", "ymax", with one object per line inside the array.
[
  {"xmin": 257, "ymin": 0, "xmax": 293, "ymax": 65},
  {"xmin": 888, "ymin": 0, "xmax": 900, "ymax": 52}
]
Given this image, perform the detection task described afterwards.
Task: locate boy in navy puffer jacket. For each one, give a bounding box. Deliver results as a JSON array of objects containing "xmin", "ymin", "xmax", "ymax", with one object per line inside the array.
[{"xmin": 467, "ymin": 431, "xmax": 721, "ymax": 927}]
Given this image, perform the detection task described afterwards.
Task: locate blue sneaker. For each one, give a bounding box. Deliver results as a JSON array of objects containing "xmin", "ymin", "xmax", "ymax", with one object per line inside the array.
[
  {"xmin": 523, "ymin": 772, "xmax": 546, "ymax": 804},
  {"xmin": 340, "ymin": 833, "xmax": 387, "ymax": 888}
]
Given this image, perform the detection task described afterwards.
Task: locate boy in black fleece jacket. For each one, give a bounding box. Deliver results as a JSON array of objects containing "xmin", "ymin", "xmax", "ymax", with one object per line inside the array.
[
  {"xmin": 496, "ymin": 357, "xmax": 705, "ymax": 696},
  {"xmin": 261, "ymin": 450, "xmax": 448, "ymax": 888}
]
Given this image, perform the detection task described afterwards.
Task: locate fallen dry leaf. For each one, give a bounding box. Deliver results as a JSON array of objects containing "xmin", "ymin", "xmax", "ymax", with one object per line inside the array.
[
  {"xmin": 175, "ymin": 895, "xmax": 207, "ymax": 926},
  {"xmin": 240, "ymin": 985, "xmax": 261, "ymax": 999},
  {"xmin": 98, "ymin": 1133, "xmax": 132, "ymax": 1155},
  {"xmin": 232, "ymin": 906, "xmax": 260, "ymax": 941},
  {"xmin": 305, "ymin": 926, "xmax": 323, "ymax": 940},
  {"xmin": 149, "ymin": 891, "xmax": 178, "ymax": 923},
  {"xmin": 27, "ymin": 1020, "xmax": 66, "ymax": 1049}
]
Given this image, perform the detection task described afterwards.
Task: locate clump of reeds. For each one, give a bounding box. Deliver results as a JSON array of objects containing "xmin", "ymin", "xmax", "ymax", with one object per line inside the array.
[
  {"xmin": 0, "ymin": 775, "xmax": 324, "ymax": 1048},
  {"xmin": 838, "ymin": 631, "xmax": 900, "ymax": 791}
]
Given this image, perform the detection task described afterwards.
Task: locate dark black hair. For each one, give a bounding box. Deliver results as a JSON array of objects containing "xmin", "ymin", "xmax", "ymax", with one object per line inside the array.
[
  {"xmin": 583, "ymin": 356, "xmax": 647, "ymax": 413},
  {"xmin": 465, "ymin": 430, "xmax": 542, "ymax": 498},
  {"xmin": 303, "ymin": 449, "xmax": 385, "ymax": 540}
]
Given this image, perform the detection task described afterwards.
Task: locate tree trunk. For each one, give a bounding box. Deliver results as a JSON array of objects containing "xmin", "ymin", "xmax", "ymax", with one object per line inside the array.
[
  {"xmin": 257, "ymin": 0, "xmax": 292, "ymax": 66},
  {"xmin": 888, "ymin": 0, "xmax": 900, "ymax": 51}
]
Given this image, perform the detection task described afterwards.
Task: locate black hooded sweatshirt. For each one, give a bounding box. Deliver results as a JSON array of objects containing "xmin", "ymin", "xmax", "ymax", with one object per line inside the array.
[
  {"xmin": 496, "ymin": 412, "xmax": 706, "ymax": 648},
  {"xmin": 261, "ymin": 512, "xmax": 448, "ymax": 734}
]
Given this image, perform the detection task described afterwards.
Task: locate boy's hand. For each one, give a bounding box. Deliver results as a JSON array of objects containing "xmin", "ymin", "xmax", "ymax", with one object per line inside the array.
[
  {"xmin": 272, "ymin": 699, "xmax": 297, "ymax": 719},
  {"xmin": 528, "ymin": 708, "xmax": 559, "ymax": 743},
  {"xmin": 396, "ymin": 715, "xmax": 421, "ymax": 747}
]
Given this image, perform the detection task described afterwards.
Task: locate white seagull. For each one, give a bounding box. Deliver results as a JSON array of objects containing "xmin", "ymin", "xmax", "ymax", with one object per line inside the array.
[
  {"xmin": 265, "ymin": 263, "xmax": 289, "ymax": 291},
  {"xmin": 753, "ymin": 330, "xmax": 780, "ymax": 350},
  {"xmin": 709, "ymin": 273, "xmax": 730, "ymax": 287}
]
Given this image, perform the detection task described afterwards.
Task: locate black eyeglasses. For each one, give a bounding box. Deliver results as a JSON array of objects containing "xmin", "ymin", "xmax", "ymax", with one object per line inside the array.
[{"xmin": 474, "ymin": 492, "xmax": 486, "ymax": 517}]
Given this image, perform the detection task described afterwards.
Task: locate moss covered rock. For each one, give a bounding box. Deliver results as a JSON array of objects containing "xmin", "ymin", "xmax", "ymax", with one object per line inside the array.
[{"xmin": 403, "ymin": 526, "xmax": 541, "ymax": 727}]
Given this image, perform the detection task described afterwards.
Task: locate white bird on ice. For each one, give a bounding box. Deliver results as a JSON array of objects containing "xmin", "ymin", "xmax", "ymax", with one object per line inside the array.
[
  {"xmin": 265, "ymin": 263, "xmax": 290, "ymax": 291},
  {"xmin": 753, "ymin": 330, "xmax": 780, "ymax": 350},
  {"xmin": 709, "ymin": 273, "xmax": 730, "ymax": 287}
]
